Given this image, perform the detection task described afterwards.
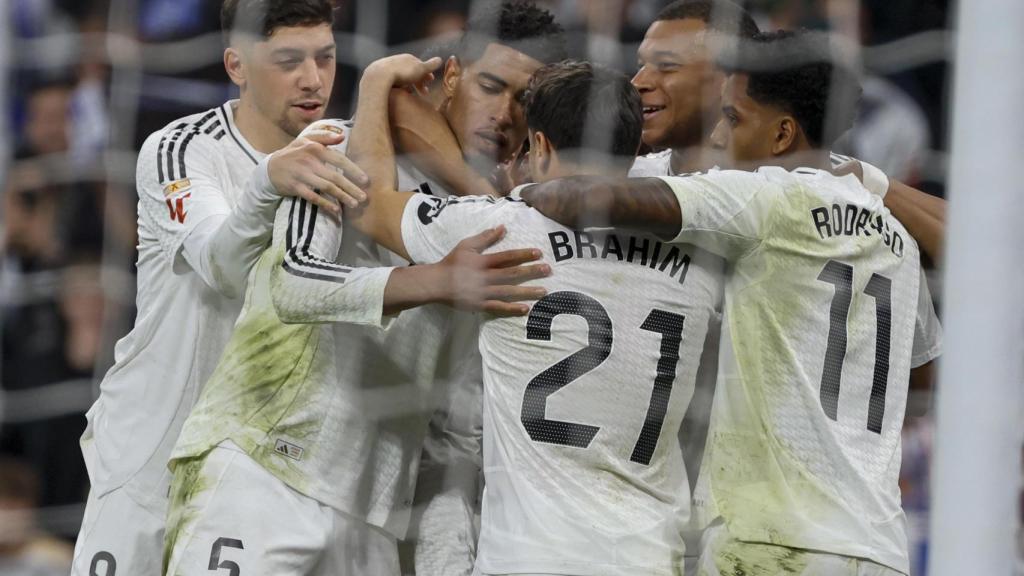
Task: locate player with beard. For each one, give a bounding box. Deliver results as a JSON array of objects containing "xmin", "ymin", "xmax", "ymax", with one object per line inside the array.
[
  {"xmin": 518, "ymin": 31, "xmax": 941, "ymax": 575},
  {"xmin": 69, "ymin": 2, "xmax": 379, "ymax": 574},
  {"xmin": 163, "ymin": 3, "xmax": 565, "ymax": 575}
]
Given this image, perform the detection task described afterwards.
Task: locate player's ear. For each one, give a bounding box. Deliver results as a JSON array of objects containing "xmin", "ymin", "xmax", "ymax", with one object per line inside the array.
[
  {"xmin": 530, "ymin": 131, "xmax": 556, "ymax": 180},
  {"xmin": 442, "ymin": 56, "xmax": 461, "ymax": 99},
  {"xmin": 224, "ymin": 47, "xmax": 246, "ymax": 88},
  {"xmin": 773, "ymin": 116, "xmax": 799, "ymax": 156}
]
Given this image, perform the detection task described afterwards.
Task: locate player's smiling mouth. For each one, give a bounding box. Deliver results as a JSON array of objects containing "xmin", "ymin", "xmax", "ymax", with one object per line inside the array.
[{"xmin": 642, "ymin": 105, "xmax": 665, "ymax": 121}]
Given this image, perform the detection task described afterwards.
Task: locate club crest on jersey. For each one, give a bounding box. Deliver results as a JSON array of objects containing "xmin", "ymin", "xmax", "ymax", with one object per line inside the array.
[
  {"xmin": 274, "ymin": 439, "xmax": 304, "ymax": 461},
  {"xmin": 165, "ymin": 193, "xmax": 191, "ymax": 224},
  {"xmin": 162, "ymin": 178, "xmax": 192, "ymax": 197},
  {"xmin": 417, "ymin": 196, "xmax": 450, "ymax": 224}
]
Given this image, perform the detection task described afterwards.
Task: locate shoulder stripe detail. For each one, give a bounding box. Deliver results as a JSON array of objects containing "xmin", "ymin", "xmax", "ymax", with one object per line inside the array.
[
  {"xmin": 159, "ymin": 111, "xmax": 219, "ymax": 181},
  {"xmin": 217, "ymin": 106, "xmax": 258, "ymax": 166},
  {"xmin": 175, "ymin": 118, "xmax": 222, "ymax": 179},
  {"xmin": 282, "ymin": 199, "xmax": 351, "ymax": 284},
  {"xmin": 156, "ymin": 122, "xmax": 186, "ymax": 182},
  {"xmin": 212, "ymin": 129, "xmax": 226, "ymax": 140}
]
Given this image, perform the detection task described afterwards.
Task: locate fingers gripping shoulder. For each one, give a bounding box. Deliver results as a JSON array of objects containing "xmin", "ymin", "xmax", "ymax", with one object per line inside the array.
[
  {"xmin": 300, "ymin": 119, "xmax": 352, "ymax": 150},
  {"xmin": 137, "ymin": 118, "xmax": 229, "ymax": 261}
]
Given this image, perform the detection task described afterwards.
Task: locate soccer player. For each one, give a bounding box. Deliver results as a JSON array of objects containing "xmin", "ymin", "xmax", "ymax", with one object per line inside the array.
[
  {"xmin": 324, "ymin": 5, "xmax": 566, "ymax": 574},
  {"xmin": 630, "ymin": 0, "xmax": 759, "ymax": 178},
  {"xmin": 518, "ymin": 31, "xmax": 941, "ymax": 575},
  {"xmin": 162, "ymin": 5, "xmax": 566, "ymax": 575},
  {"xmin": 340, "ymin": 54, "xmax": 725, "ymax": 575},
  {"xmin": 631, "ymin": 0, "xmax": 947, "ymax": 264},
  {"xmin": 70, "ymin": 2, "xmax": 371, "ymax": 574},
  {"xmin": 161, "ymin": 161, "xmax": 549, "ymax": 574}
]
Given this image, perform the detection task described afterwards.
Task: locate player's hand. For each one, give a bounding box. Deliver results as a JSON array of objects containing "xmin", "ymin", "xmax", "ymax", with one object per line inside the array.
[
  {"xmin": 267, "ymin": 130, "xmax": 370, "ymax": 215},
  {"xmin": 364, "ymin": 54, "xmax": 443, "ymax": 93},
  {"xmin": 831, "ymin": 159, "xmax": 863, "ymax": 181},
  {"xmin": 438, "ymin": 225, "xmax": 550, "ymax": 316}
]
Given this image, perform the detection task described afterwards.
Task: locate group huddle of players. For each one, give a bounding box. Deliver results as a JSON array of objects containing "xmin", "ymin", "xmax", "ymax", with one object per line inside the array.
[{"xmin": 69, "ymin": 0, "xmax": 945, "ymax": 575}]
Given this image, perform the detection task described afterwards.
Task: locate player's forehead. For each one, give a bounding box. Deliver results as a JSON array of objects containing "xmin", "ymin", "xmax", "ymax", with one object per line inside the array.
[
  {"xmin": 466, "ymin": 43, "xmax": 544, "ymax": 91},
  {"xmin": 637, "ymin": 19, "xmax": 710, "ymax": 62},
  {"xmin": 254, "ymin": 23, "xmax": 335, "ymax": 55},
  {"xmin": 721, "ymin": 74, "xmax": 753, "ymax": 111}
]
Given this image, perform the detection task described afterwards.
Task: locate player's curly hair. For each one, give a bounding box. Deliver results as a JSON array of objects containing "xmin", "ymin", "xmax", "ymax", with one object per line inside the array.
[
  {"xmin": 718, "ymin": 30, "xmax": 862, "ymax": 147},
  {"xmin": 525, "ymin": 60, "xmax": 642, "ymax": 164},
  {"xmin": 455, "ymin": 0, "xmax": 567, "ymax": 64},
  {"xmin": 656, "ymin": 0, "xmax": 760, "ymax": 39},
  {"xmin": 221, "ymin": 0, "xmax": 335, "ymax": 45}
]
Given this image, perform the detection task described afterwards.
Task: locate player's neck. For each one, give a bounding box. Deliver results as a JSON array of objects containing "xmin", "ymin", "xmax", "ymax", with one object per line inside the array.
[
  {"xmin": 669, "ymin": 147, "xmax": 705, "ymax": 175},
  {"xmin": 232, "ymin": 98, "xmax": 293, "ymax": 153},
  {"xmin": 773, "ymin": 149, "xmax": 832, "ymax": 172}
]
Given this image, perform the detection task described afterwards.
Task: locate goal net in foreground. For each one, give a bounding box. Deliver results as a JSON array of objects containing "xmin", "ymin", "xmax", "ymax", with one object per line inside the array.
[{"xmin": 0, "ymin": 0, "xmax": 1021, "ymax": 575}]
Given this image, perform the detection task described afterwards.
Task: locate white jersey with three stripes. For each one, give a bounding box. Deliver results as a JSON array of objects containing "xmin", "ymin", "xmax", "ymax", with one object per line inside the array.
[{"xmin": 80, "ymin": 100, "xmax": 264, "ymax": 509}]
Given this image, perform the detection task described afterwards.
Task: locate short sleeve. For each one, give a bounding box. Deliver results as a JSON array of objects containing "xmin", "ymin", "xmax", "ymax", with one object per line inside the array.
[
  {"xmin": 400, "ymin": 194, "xmax": 508, "ymax": 264},
  {"xmin": 911, "ymin": 267, "xmax": 942, "ymax": 367},
  {"xmin": 136, "ymin": 127, "xmax": 231, "ymax": 265},
  {"xmin": 656, "ymin": 170, "xmax": 777, "ymax": 260}
]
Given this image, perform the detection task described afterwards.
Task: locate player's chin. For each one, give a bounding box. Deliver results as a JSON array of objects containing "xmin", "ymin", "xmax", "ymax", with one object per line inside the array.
[
  {"xmin": 285, "ymin": 109, "xmax": 325, "ymax": 135},
  {"xmin": 641, "ymin": 125, "xmax": 668, "ymax": 150}
]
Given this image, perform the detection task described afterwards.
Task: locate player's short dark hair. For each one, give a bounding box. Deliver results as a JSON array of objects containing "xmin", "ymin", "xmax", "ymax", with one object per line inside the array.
[
  {"xmin": 656, "ymin": 0, "xmax": 760, "ymax": 39},
  {"xmin": 221, "ymin": 0, "xmax": 335, "ymax": 45},
  {"xmin": 454, "ymin": 0, "xmax": 567, "ymax": 64},
  {"xmin": 718, "ymin": 30, "xmax": 861, "ymax": 147},
  {"xmin": 525, "ymin": 60, "xmax": 642, "ymax": 164}
]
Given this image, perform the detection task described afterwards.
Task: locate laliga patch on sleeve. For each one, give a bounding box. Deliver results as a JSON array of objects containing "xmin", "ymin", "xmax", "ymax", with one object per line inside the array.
[{"xmin": 162, "ymin": 178, "xmax": 192, "ymax": 198}]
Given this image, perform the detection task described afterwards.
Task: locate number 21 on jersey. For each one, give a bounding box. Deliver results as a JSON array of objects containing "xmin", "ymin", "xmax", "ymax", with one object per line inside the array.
[{"xmin": 519, "ymin": 291, "xmax": 685, "ymax": 466}]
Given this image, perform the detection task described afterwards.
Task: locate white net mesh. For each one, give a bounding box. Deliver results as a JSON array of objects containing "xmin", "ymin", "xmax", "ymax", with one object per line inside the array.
[{"xmin": 0, "ymin": 1, "xmax": 1019, "ymax": 575}]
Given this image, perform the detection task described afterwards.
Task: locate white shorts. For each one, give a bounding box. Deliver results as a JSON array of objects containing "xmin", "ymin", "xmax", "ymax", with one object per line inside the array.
[
  {"xmin": 71, "ymin": 484, "xmax": 165, "ymax": 576},
  {"xmin": 696, "ymin": 524, "xmax": 905, "ymax": 576},
  {"xmin": 164, "ymin": 441, "xmax": 400, "ymax": 576}
]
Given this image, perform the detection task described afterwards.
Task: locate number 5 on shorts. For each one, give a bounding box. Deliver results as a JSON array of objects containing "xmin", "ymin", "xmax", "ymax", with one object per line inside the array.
[{"xmin": 209, "ymin": 537, "xmax": 244, "ymax": 575}]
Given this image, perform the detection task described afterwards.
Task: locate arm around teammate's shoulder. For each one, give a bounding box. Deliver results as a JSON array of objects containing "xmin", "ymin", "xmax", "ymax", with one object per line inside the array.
[{"xmin": 518, "ymin": 175, "xmax": 683, "ymax": 238}]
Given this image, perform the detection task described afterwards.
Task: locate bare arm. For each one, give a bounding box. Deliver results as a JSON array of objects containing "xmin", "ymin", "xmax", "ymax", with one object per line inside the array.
[
  {"xmin": 884, "ymin": 180, "xmax": 945, "ymax": 262},
  {"xmin": 518, "ymin": 175, "xmax": 683, "ymax": 238},
  {"xmin": 391, "ymin": 89, "xmax": 498, "ymax": 197},
  {"xmin": 345, "ymin": 58, "xmax": 438, "ymax": 260},
  {"xmin": 834, "ymin": 160, "xmax": 946, "ymax": 262}
]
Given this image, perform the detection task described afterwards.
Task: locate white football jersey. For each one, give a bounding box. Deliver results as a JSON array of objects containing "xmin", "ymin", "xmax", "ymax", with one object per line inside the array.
[
  {"xmin": 172, "ymin": 118, "xmax": 476, "ymax": 540},
  {"xmin": 658, "ymin": 167, "xmax": 942, "ymax": 573},
  {"xmin": 81, "ymin": 101, "xmax": 264, "ymax": 511},
  {"xmin": 629, "ymin": 149, "xmax": 674, "ymax": 177},
  {"xmin": 400, "ymin": 193, "xmax": 724, "ymax": 575}
]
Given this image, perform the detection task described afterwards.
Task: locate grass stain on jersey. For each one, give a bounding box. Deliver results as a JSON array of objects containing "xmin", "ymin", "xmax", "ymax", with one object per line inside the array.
[
  {"xmin": 702, "ymin": 183, "xmax": 914, "ymax": 563},
  {"xmin": 710, "ymin": 544, "xmax": 810, "ymax": 575},
  {"xmin": 163, "ymin": 454, "xmax": 210, "ymax": 573},
  {"xmin": 172, "ymin": 246, "xmax": 325, "ymax": 493}
]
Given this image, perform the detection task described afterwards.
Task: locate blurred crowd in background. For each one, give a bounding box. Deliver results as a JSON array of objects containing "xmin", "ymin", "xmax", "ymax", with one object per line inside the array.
[{"xmin": 0, "ymin": 0, "xmax": 954, "ymax": 573}]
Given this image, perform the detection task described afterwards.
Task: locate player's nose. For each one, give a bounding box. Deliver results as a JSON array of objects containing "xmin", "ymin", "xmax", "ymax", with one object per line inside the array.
[
  {"xmin": 632, "ymin": 66, "xmax": 654, "ymax": 92},
  {"xmin": 709, "ymin": 118, "xmax": 728, "ymax": 150},
  {"xmin": 298, "ymin": 59, "xmax": 323, "ymax": 92}
]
